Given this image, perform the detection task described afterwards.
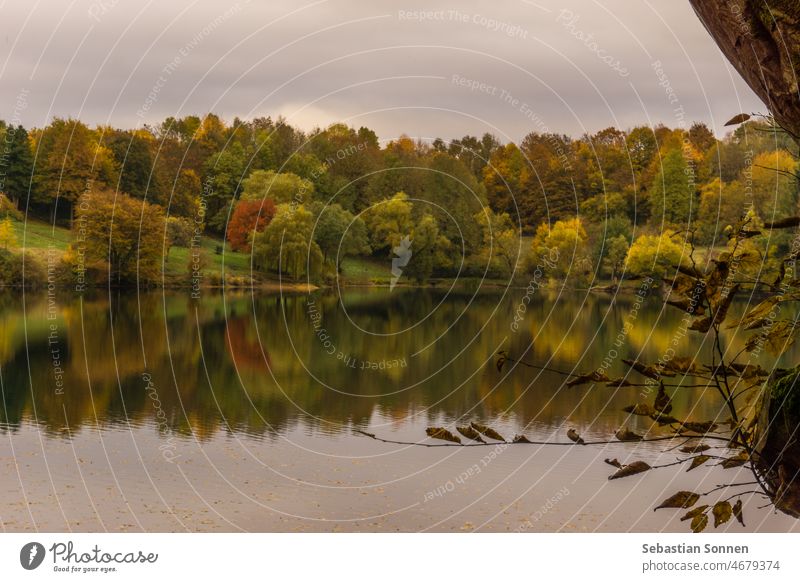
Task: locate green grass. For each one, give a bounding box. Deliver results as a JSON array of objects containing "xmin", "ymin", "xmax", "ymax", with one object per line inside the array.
[
  {"xmin": 8, "ymin": 216, "xmax": 255, "ymax": 281},
  {"xmin": 339, "ymin": 256, "xmax": 392, "ymax": 283}
]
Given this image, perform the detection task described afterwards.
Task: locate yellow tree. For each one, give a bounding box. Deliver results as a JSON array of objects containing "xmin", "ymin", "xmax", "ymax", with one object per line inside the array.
[{"xmin": 0, "ymin": 216, "xmax": 17, "ymax": 250}]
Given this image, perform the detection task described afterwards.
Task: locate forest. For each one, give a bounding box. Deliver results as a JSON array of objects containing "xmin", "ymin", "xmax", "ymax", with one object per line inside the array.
[{"xmin": 0, "ymin": 113, "xmax": 796, "ymax": 287}]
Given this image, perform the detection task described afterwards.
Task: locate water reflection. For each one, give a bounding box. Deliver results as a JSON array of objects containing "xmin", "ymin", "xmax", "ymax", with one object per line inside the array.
[{"xmin": 0, "ymin": 288, "xmax": 793, "ymax": 442}]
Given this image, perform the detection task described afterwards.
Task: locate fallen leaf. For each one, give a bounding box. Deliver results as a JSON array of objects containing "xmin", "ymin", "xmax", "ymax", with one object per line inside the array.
[
  {"xmin": 681, "ymin": 421, "xmax": 718, "ymax": 434},
  {"xmin": 604, "ymin": 458, "xmax": 623, "ymax": 468},
  {"xmin": 680, "ymin": 444, "xmax": 710, "ymax": 454},
  {"xmin": 655, "ymin": 491, "xmax": 700, "ymax": 510},
  {"xmin": 512, "ymin": 434, "xmax": 532, "ymax": 443}
]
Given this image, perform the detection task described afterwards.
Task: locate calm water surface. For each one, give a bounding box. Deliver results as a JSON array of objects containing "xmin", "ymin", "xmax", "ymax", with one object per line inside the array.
[{"xmin": 1, "ymin": 287, "xmax": 798, "ymax": 532}]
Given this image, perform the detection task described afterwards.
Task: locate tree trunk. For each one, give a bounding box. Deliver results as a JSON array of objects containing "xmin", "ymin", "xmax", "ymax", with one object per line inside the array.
[{"xmin": 688, "ymin": 0, "xmax": 800, "ymax": 140}]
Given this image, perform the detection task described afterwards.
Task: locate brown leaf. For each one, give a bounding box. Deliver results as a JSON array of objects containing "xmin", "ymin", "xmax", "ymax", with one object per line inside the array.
[
  {"xmin": 689, "ymin": 317, "xmax": 712, "ymax": 332},
  {"xmin": 724, "ymin": 113, "xmax": 751, "ymax": 126},
  {"xmin": 615, "ymin": 427, "xmax": 644, "ymax": 442},
  {"xmin": 681, "ymin": 421, "xmax": 718, "ymax": 434},
  {"xmin": 566, "ymin": 370, "xmax": 611, "ymax": 387},
  {"xmin": 650, "ymin": 412, "xmax": 682, "ymax": 425},
  {"xmin": 622, "ymin": 359, "xmax": 673, "ymax": 380},
  {"xmin": 713, "ymin": 501, "xmax": 733, "ymax": 527},
  {"xmin": 622, "ymin": 403, "xmax": 656, "ymax": 416},
  {"xmin": 691, "ymin": 513, "xmax": 709, "ymax": 533},
  {"xmin": 567, "ymin": 428, "xmax": 585, "ymax": 445},
  {"xmin": 512, "ymin": 434, "xmax": 532, "ymax": 443},
  {"xmin": 655, "ymin": 491, "xmax": 700, "ymax": 511},
  {"xmin": 606, "ymin": 377, "xmax": 633, "ymax": 387},
  {"xmin": 720, "ymin": 450, "xmax": 749, "ymax": 469},
  {"xmin": 733, "ymin": 499, "xmax": 745, "ymax": 526},
  {"xmin": 456, "ymin": 425, "xmax": 485, "ymax": 443},
  {"xmin": 680, "ymin": 505, "xmax": 709, "ymax": 521},
  {"xmin": 496, "ymin": 353, "xmax": 506, "ymax": 372},
  {"xmin": 654, "ymin": 384, "xmax": 673, "ymax": 414},
  {"xmin": 604, "ymin": 458, "xmax": 623, "ymax": 469},
  {"xmin": 662, "ymin": 356, "xmax": 699, "ymax": 374},
  {"xmin": 687, "ymin": 455, "xmax": 711, "ymax": 472},
  {"xmin": 680, "ymin": 444, "xmax": 710, "ymax": 454},
  {"xmin": 426, "ymin": 427, "xmax": 461, "ymax": 444},
  {"xmin": 470, "ymin": 422, "xmax": 505, "ymax": 442},
  {"xmin": 608, "ymin": 460, "xmax": 651, "ymax": 480}
]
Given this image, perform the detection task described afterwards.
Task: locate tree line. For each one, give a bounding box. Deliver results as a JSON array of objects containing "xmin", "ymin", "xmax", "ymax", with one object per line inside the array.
[{"xmin": 0, "ymin": 114, "xmax": 796, "ymax": 285}]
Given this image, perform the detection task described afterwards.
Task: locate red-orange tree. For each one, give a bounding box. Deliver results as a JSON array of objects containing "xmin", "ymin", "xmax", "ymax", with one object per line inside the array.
[{"xmin": 226, "ymin": 199, "xmax": 276, "ymax": 252}]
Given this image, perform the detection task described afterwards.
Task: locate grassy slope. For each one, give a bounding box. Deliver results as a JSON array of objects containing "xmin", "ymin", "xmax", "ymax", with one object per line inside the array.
[{"xmin": 8, "ymin": 216, "xmax": 254, "ymax": 281}]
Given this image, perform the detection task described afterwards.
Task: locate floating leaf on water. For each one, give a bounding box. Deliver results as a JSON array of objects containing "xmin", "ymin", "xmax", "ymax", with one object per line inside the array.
[
  {"xmin": 456, "ymin": 425, "xmax": 485, "ymax": 443},
  {"xmin": 720, "ymin": 450, "xmax": 749, "ymax": 469},
  {"xmin": 567, "ymin": 428, "xmax": 585, "ymax": 445},
  {"xmin": 713, "ymin": 501, "xmax": 733, "ymax": 527},
  {"xmin": 604, "ymin": 458, "xmax": 623, "ymax": 468},
  {"xmin": 471, "ymin": 422, "xmax": 505, "ymax": 442},
  {"xmin": 655, "ymin": 491, "xmax": 700, "ymax": 511},
  {"xmin": 512, "ymin": 434, "xmax": 532, "ymax": 443},
  {"xmin": 680, "ymin": 444, "xmax": 710, "ymax": 454},
  {"xmin": 615, "ymin": 427, "xmax": 644, "ymax": 442},
  {"xmin": 608, "ymin": 460, "xmax": 651, "ymax": 480},
  {"xmin": 724, "ymin": 113, "xmax": 751, "ymax": 126},
  {"xmin": 680, "ymin": 505, "xmax": 709, "ymax": 521},
  {"xmin": 426, "ymin": 427, "xmax": 461, "ymax": 444},
  {"xmin": 733, "ymin": 499, "xmax": 745, "ymax": 526},
  {"xmin": 691, "ymin": 513, "xmax": 709, "ymax": 533},
  {"xmin": 687, "ymin": 455, "xmax": 711, "ymax": 472},
  {"xmin": 566, "ymin": 370, "xmax": 610, "ymax": 387}
]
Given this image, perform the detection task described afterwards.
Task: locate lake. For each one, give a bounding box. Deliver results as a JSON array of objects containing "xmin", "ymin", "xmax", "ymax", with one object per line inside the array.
[{"xmin": 1, "ymin": 286, "xmax": 798, "ymax": 532}]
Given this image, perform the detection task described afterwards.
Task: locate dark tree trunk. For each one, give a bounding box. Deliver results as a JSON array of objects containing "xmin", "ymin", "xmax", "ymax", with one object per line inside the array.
[{"xmin": 689, "ymin": 0, "xmax": 800, "ymax": 140}]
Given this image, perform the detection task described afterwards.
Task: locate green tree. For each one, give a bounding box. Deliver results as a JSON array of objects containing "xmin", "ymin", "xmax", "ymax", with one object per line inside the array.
[
  {"xmin": 528, "ymin": 218, "xmax": 589, "ymax": 282},
  {"xmin": 474, "ymin": 209, "xmax": 521, "ymax": 276},
  {"xmin": 203, "ymin": 141, "xmax": 247, "ymax": 231},
  {"xmin": 311, "ymin": 203, "xmax": 370, "ymax": 265},
  {"xmin": 649, "ymin": 148, "xmax": 696, "ymax": 228},
  {"xmin": 624, "ymin": 231, "xmax": 687, "ymax": 277},
  {"xmin": 0, "ymin": 125, "xmax": 35, "ymax": 207},
  {"xmin": 363, "ymin": 192, "xmax": 413, "ymax": 254},
  {"xmin": 252, "ymin": 204, "xmax": 322, "ymax": 279},
  {"xmin": 76, "ymin": 190, "xmax": 166, "ymax": 282},
  {"xmin": 403, "ymin": 213, "xmax": 452, "ymax": 283},
  {"xmin": 240, "ymin": 170, "xmax": 313, "ymax": 205}
]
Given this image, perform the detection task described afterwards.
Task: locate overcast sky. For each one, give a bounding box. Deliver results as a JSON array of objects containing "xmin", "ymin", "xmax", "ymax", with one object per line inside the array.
[{"xmin": 0, "ymin": 0, "xmax": 765, "ymax": 143}]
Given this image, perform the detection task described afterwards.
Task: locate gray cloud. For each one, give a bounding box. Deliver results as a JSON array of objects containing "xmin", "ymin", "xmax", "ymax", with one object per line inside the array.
[{"xmin": 0, "ymin": 0, "xmax": 765, "ymax": 141}]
